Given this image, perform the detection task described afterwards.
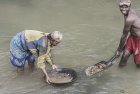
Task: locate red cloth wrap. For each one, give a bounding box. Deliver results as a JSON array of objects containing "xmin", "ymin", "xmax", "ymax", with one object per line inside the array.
[{"xmin": 126, "ymin": 35, "xmax": 140, "ymax": 64}]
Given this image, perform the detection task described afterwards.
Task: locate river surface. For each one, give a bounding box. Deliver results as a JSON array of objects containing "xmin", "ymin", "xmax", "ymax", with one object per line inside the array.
[{"xmin": 0, "ymin": 0, "xmax": 140, "ymax": 94}]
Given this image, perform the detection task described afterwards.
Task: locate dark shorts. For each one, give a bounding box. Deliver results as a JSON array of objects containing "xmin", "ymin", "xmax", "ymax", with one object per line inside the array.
[{"xmin": 10, "ymin": 32, "xmax": 35, "ymax": 68}]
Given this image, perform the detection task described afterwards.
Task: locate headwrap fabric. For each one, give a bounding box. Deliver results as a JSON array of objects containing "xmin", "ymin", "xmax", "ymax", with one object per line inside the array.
[{"xmin": 119, "ymin": 0, "xmax": 131, "ymax": 6}]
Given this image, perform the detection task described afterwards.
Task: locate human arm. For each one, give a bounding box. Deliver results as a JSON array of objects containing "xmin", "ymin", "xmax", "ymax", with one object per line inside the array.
[
  {"xmin": 37, "ymin": 53, "xmax": 50, "ymax": 84},
  {"xmin": 36, "ymin": 42, "xmax": 52, "ymax": 83},
  {"xmin": 41, "ymin": 66, "xmax": 50, "ymax": 84},
  {"xmin": 116, "ymin": 18, "xmax": 134, "ymax": 55},
  {"xmin": 45, "ymin": 50, "xmax": 58, "ymax": 69},
  {"xmin": 37, "ymin": 47, "xmax": 57, "ymax": 84}
]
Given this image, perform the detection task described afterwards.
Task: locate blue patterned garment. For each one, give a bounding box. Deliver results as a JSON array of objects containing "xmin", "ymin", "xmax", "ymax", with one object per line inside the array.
[{"xmin": 10, "ymin": 32, "xmax": 35, "ymax": 68}]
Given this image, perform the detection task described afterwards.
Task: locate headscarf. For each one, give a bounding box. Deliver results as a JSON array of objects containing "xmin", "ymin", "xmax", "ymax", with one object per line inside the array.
[
  {"xmin": 119, "ymin": 0, "xmax": 131, "ymax": 6},
  {"xmin": 51, "ymin": 31, "xmax": 63, "ymax": 42}
]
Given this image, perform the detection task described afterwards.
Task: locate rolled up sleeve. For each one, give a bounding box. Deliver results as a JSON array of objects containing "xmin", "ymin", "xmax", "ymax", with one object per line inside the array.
[
  {"xmin": 45, "ymin": 53, "xmax": 53, "ymax": 66},
  {"xmin": 37, "ymin": 52, "xmax": 52, "ymax": 69}
]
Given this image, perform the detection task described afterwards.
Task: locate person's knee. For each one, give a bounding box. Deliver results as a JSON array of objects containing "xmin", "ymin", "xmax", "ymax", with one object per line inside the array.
[{"xmin": 123, "ymin": 50, "xmax": 131, "ymax": 57}]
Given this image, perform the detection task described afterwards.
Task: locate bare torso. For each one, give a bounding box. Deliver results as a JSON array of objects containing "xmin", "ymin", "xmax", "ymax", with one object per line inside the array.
[{"xmin": 128, "ymin": 9, "xmax": 140, "ymax": 38}]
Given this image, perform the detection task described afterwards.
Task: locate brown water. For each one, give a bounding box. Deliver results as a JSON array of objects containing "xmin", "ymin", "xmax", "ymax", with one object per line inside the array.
[
  {"xmin": 49, "ymin": 73, "xmax": 72, "ymax": 84},
  {"xmin": 0, "ymin": 0, "xmax": 140, "ymax": 94}
]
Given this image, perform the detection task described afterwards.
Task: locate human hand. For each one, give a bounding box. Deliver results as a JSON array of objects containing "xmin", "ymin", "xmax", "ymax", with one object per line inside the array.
[
  {"xmin": 52, "ymin": 64, "xmax": 58, "ymax": 69},
  {"xmin": 45, "ymin": 75, "xmax": 50, "ymax": 84},
  {"xmin": 115, "ymin": 50, "xmax": 121, "ymax": 57}
]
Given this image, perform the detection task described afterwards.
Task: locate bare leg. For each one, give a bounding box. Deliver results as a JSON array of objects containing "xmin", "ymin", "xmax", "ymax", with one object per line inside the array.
[
  {"xmin": 28, "ymin": 63, "xmax": 35, "ymax": 71},
  {"xmin": 136, "ymin": 64, "xmax": 140, "ymax": 68},
  {"xmin": 119, "ymin": 49, "xmax": 132, "ymax": 68},
  {"xmin": 17, "ymin": 67, "xmax": 24, "ymax": 73},
  {"xmin": 26, "ymin": 53, "xmax": 35, "ymax": 71}
]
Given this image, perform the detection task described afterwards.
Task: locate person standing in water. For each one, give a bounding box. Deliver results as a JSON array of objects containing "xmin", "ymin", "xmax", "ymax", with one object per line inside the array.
[
  {"xmin": 10, "ymin": 30, "xmax": 63, "ymax": 83},
  {"xmin": 116, "ymin": 0, "xmax": 140, "ymax": 68}
]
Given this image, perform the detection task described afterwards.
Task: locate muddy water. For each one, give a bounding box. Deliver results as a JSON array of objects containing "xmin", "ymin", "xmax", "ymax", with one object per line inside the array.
[{"xmin": 0, "ymin": 0, "xmax": 140, "ymax": 94}]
